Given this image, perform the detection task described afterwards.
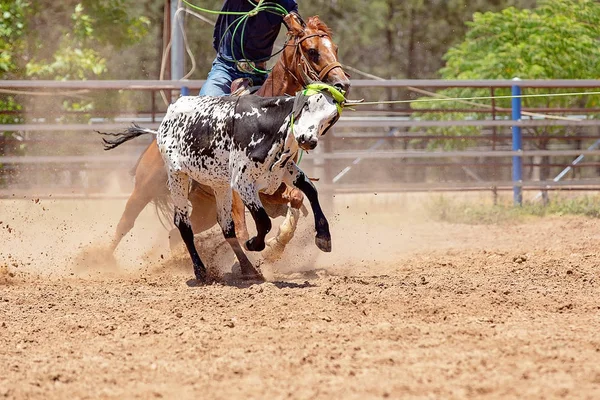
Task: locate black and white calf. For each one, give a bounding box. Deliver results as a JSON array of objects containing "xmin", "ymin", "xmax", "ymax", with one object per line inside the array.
[{"xmin": 102, "ymin": 90, "xmax": 340, "ymax": 282}]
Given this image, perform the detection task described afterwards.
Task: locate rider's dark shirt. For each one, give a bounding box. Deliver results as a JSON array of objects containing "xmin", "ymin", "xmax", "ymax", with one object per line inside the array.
[{"xmin": 213, "ymin": 0, "xmax": 298, "ymax": 62}]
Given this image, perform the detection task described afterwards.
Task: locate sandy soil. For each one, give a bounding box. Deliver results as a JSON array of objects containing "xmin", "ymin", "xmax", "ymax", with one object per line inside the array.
[{"xmin": 1, "ymin": 193, "xmax": 600, "ymax": 399}]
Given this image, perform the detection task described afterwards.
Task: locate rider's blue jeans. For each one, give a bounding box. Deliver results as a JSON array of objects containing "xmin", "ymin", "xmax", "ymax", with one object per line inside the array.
[{"xmin": 199, "ymin": 57, "xmax": 268, "ymax": 96}]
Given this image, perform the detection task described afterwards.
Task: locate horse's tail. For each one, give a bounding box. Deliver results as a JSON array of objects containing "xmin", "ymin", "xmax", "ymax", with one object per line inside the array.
[{"xmin": 98, "ymin": 123, "xmax": 157, "ymax": 151}]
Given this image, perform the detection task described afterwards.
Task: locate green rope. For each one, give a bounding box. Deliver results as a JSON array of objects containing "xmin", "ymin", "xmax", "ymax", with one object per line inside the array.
[
  {"xmin": 353, "ymin": 90, "xmax": 600, "ymax": 107},
  {"xmin": 182, "ymin": 0, "xmax": 286, "ymax": 16},
  {"xmin": 289, "ymin": 110, "xmax": 304, "ymax": 164},
  {"xmin": 237, "ymin": 3, "xmax": 289, "ymax": 73},
  {"xmin": 303, "ymin": 83, "xmax": 347, "ymax": 114},
  {"xmin": 291, "ymin": 84, "xmax": 347, "ymax": 165},
  {"xmin": 182, "ymin": 0, "xmax": 289, "ymax": 74},
  {"xmin": 182, "ymin": 0, "xmax": 251, "ymax": 15}
]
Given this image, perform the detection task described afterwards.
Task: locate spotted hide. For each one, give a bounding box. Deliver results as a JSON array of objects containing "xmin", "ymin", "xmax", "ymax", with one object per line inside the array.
[{"xmin": 102, "ymin": 91, "xmax": 340, "ymax": 283}]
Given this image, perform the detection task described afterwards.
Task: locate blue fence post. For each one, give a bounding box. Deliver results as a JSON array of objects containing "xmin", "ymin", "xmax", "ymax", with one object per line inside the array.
[
  {"xmin": 511, "ymin": 78, "xmax": 523, "ymax": 206},
  {"xmin": 181, "ymin": 86, "xmax": 189, "ymax": 97}
]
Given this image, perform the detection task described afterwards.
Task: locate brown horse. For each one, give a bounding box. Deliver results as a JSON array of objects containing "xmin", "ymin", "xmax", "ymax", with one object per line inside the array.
[{"xmin": 109, "ymin": 13, "xmax": 350, "ymax": 260}]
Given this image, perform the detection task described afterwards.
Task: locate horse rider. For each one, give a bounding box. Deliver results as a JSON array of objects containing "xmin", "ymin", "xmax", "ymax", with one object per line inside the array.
[{"xmin": 199, "ymin": 0, "xmax": 299, "ymax": 96}]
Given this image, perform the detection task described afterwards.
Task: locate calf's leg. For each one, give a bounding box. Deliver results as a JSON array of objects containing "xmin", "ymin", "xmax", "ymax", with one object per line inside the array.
[
  {"xmin": 169, "ymin": 171, "xmax": 207, "ymax": 281},
  {"xmin": 234, "ymin": 186, "xmax": 271, "ymax": 252},
  {"xmin": 231, "ymin": 185, "xmax": 301, "ymax": 249},
  {"xmin": 169, "ymin": 182, "xmax": 221, "ymax": 251},
  {"xmin": 213, "ymin": 187, "xmax": 263, "ymax": 280},
  {"xmin": 284, "ymin": 163, "xmax": 331, "ymax": 253}
]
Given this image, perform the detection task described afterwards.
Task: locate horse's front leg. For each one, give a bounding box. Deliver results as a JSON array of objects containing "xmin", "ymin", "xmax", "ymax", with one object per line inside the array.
[
  {"xmin": 262, "ymin": 184, "xmax": 304, "ymax": 259},
  {"xmin": 169, "ymin": 171, "xmax": 207, "ymax": 282},
  {"xmin": 212, "ymin": 186, "xmax": 263, "ymax": 281},
  {"xmin": 283, "ymin": 162, "xmax": 331, "ymax": 253}
]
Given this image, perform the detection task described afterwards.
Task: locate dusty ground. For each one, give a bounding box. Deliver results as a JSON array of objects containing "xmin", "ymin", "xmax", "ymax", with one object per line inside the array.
[{"xmin": 1, "ymin": 193, "xmax": 600, "ymax": 399}]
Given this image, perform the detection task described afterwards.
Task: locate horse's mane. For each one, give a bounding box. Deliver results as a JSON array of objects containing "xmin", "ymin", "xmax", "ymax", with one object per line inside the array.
[{"xmin": 306, "ymin": 15, "xmax": 333, "ymax": 37}]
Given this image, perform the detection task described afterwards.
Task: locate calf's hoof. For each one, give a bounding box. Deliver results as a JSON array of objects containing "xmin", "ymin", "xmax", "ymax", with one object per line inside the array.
[
  {"xmin": 315, "ymin": 234, "xmax": 332, "ymax": 252},
  {"xmin": 245, "ymin": 237, "xmax": 266, "ymax": 252},
  {"xmin": 193, "ymin": 264, "xmax": 207, "ymax": 282},
  {"xmin": 186, "ymin": 278, "xmax": 205, "ymax": 287},
  {"xmin": 241, "ymin": 271, "xmax": 265, "ymax": 282},
  {"xmin": 232, "ymin": 261, "xmax": 265, "ymax": 282}
]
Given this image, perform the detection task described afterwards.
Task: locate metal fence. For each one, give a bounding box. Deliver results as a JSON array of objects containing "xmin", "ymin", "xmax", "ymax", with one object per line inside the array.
[{"xmin": 2, "ymin": 79, "xmax": 600, "ymax": 201}]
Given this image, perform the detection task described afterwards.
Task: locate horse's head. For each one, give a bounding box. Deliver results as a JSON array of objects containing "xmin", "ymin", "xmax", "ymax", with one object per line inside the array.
[
  {"xmin": 291, "ymin": 85, "xmax": 343, "ymax": 151},
  {"xmin": 283, "ymin": 13, "xmax": 351, "ymax": 95}
]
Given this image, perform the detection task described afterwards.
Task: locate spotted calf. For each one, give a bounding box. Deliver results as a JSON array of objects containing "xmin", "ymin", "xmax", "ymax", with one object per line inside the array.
[{"xmin": 102, "ymin": 90, "xmax": 340, "ymax": 282}]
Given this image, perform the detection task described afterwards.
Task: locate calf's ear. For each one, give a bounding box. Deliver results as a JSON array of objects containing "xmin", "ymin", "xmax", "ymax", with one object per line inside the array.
[{"xmin": 284, "ymin": 13, "xmax": 305, "ymax": 37}]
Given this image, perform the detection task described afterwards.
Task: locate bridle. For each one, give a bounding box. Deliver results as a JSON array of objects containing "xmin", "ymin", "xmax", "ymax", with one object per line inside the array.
[{"xmin": 283, "ymin": 31, "xmax": 348, "ymax": 88}]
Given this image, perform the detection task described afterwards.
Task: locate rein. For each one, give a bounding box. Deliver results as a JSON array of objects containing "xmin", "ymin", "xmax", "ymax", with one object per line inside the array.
[{"xmin": 283, "ymin": 32, "xmax": 345, "ymax": 89}]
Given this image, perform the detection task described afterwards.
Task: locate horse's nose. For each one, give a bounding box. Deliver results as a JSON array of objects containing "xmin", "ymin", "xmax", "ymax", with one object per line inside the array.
[{"xmin": 334, "ymin": 81, "xmax": 351, "ymax": 95}]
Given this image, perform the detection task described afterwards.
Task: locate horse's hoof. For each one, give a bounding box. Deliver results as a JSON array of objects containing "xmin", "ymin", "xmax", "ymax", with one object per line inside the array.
[
  {"xmin": 245, "ymin": 237, "xmax": 266, "ymax": 252},
  {"xmin": 315, "ymin": 234, "xmax": 332, "ymax": 252},
  {"xmin": 262, "ymin": 238, "xmax": 285, "ymax": 261}
]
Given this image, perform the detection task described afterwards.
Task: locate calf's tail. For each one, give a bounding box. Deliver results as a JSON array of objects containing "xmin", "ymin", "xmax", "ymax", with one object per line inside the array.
[{"xmin": 98, "ymin": 123, "xmax": 157, "ymax": 150}]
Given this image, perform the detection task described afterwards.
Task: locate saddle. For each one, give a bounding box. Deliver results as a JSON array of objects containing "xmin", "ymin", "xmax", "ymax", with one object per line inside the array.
[{"xmin": 230, "ymin": 78, "xmax": 260, "ymax": 96}]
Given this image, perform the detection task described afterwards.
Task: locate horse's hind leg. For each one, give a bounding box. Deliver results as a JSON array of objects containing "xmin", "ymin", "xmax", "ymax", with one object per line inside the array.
[
  {"xmin": 110, "ymin": 185, "xmax": 153, "ymax": 253},
  {"xmin": 213, "ymin": 186, "xmax": 263, "ymax": 280},
  {"xmin": 112, "ymin": 139, "xmax": 167, "ymax": 253}
]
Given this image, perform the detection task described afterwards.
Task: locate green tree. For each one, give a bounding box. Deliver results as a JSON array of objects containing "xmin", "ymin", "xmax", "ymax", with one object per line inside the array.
[
  {"xmin": 413, "ymin": 0, "xmax": 600, "ymax": 182},
  {"xmin": 0, "ymin": 0, "xmax": 152, "ymax": 170},
  {"xmin": 0, "ymin": 0, "xmax": 28, "ymax": 160},
  {"xmin": 22, "ymin": 1, "xmax": 149, "ymax": 80},
  {"xmin": 1, "ymin": 1, "xmax": 151, "ymax": 118},
  {"xmin": 442, "ymin": 0, "xmax": 600, "ymax": 80}
]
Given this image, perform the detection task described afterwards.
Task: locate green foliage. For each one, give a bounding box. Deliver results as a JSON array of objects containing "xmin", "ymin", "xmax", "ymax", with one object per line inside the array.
[
  {"xmin": 27, "ymin": 47, "xmax": 107, "ymax": 80},
  {"xmin": 412, "ymin": 0, "xmax": 600, "ymax": 150},
  {"xmin": 25, "ymin": 2, "xmax": 149, "ymax": 80},
  {"xmin": 0, "ymin": 0, "xmax": 27, "ymax": 75},
  {"xmin": 441, "ymin": 0, "xmax": 600, "ymax": 80},
  {"xmin": 77, "ymin": 1, "xmax": 150, "ymax": 48},
  {"xmin": 300, "ymin": 0, "xmax": 536, "ymax": 82},
  {"xmin": 0, "ymin": 1, "xmax": 152, "ymax": 156}
]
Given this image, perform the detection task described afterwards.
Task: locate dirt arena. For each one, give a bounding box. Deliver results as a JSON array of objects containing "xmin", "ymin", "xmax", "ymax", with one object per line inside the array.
[{"xmin": 1, "ymin": 192, "xmax": 600, "ymax": 399}]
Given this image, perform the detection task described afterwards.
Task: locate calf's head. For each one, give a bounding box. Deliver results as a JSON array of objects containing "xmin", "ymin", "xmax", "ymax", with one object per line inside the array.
[{"xmin": 291, "ymin": 85, "xmax": 344, "ymax": 151}]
